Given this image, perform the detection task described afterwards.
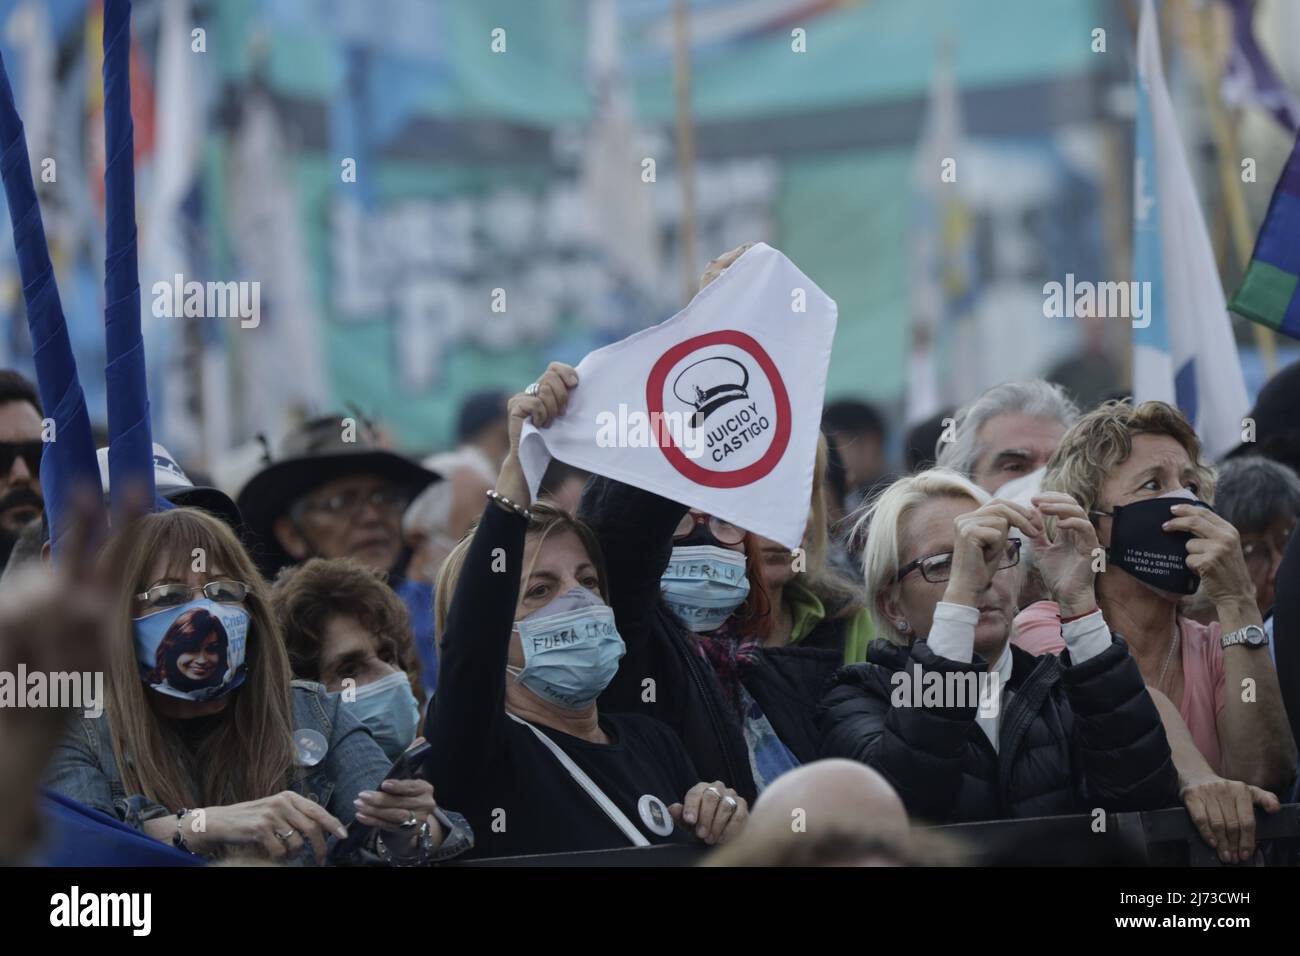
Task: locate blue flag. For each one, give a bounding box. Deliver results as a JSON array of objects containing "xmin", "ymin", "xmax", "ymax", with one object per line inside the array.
[
  {"xmin": 34, "ymin": 790, "xmax": 203, "ymax": 867},
  {"xmin": 0, "ymin": 50, "xmax": 105, "ymax": 556},
  {"xmin": 102, "ymin": 0, "xmax": 158, "ymax": 516}
]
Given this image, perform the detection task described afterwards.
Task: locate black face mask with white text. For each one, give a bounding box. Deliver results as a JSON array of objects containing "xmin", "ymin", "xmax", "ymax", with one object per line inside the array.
[{"xmin": 1100, "ymin": 493, "xmax": 1213, "ymax": 596}]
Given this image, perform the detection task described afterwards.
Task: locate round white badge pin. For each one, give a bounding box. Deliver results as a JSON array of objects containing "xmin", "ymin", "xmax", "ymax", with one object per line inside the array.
[
  {"xmin": 294, "ymin": 729, "xmax": 328, "ymax": 767},
  {"xmin": 638, "ymin": 793, "xmax": 675, "ymax": 837}
]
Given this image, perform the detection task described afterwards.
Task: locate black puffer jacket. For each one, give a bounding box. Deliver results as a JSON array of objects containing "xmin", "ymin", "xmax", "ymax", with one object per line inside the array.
[
  {"xmin": 816, "ymin": 636, "xmax": 1179, "ymax": 822},
  {"xmin": 582, "ymin": 476, "xmax": 843, "ymax": 804}
]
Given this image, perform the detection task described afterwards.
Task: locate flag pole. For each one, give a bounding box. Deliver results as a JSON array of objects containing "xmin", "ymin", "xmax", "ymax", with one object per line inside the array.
[
  {"xmin": 1180, "ymin": 0, "xmax": 1278, "ymax": 375},
  {"xmin": 102, "ymin": 0, "xmax": 158, "ymax": 514},
  {"xmin": 0, "ymin": 51, "xmax": 106, "ymax": 556},
  {"xmin": 671, "ymin": 0, "xmax": 699, "ymax": 304}
]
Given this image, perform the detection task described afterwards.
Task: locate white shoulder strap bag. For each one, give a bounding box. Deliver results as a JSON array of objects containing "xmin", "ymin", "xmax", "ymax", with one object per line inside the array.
[{"xmin": 507, "ymin": 712, "xmax": 651, "ymax": 847}]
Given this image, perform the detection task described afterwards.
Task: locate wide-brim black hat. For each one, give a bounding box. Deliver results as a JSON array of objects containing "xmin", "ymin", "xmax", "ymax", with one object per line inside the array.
[{"xmin": 236, "ymin": 415, "xmax": 439, "ymax": 578}]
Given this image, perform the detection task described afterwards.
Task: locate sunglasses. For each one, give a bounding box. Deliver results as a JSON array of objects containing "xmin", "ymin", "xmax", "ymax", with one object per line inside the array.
[{"xmin": 0, "ymin": 440, "xmax": 42, "ymax": 478}]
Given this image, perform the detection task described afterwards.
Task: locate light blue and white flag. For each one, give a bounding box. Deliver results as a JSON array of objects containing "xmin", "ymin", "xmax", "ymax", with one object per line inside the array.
[{"xmin": 1133, "ymin": 0, "xmax": 1248, "ymax": 460}]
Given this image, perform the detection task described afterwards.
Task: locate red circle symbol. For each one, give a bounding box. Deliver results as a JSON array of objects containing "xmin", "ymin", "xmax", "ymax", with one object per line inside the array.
[{"xmin": 645, "ymin": 331, "xmax": 791, "ymax": 488}]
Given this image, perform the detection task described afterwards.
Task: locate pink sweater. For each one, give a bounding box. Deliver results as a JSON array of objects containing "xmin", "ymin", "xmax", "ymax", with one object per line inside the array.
[{"xmin": 1012, "ymin": 601, "xmax": 1225, "ymax": 773}]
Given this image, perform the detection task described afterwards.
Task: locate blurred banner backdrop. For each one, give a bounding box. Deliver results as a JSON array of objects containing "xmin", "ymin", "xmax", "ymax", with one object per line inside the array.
[{"xmin": 0, "ymin": 0, "xmax": 1245, "ymax": 481}]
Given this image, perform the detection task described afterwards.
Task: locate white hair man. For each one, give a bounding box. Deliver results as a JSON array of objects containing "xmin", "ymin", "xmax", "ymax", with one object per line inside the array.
[{"xmin": 935, "ymin": 379, "xmax": 1079, "ymax": 493}]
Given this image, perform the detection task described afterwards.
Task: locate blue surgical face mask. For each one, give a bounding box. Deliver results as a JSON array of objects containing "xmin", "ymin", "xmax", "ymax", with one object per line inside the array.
[
  {"xmin": 133, "ymin": 599, "xmax": 250, "ymax": 702},
  {"xmin": 660, "ymin": 545, "xmax": 750, "ymax": 632},
  {"xmin": 333, "ymin": 671, "xmax": 421, "ymax": 762},
  {"xmin": 508, "ymin": 587, "xmax": 625, "ymax": 710}
]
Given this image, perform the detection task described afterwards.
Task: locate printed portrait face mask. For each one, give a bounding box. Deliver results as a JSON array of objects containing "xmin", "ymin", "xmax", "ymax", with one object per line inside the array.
[
  {"xmin": 660, "ymin": 544, "xmax": 751, "ymax": 632},
  {"xmin": 332, "ymin": 670, "xmax": 421, "ymax": 762},
  {"xmin": 133, "ymin": 598, "xmax": 251, "ymax": 702},
  {"xmin": 509, "ymin": 586, "xmax": 626, "ymax": 710},
  {"xmin": 1097, "ymin": 489, "xmax": 1213, "ymax": 596}
]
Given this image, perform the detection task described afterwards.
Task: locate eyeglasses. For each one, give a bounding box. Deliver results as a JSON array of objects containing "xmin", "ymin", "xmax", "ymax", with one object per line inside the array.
[
  {"xmin": 1242, "ymin": 532, "xmax": 1293, "ymax": 576},
  {"xmin": 135, "ymin": 580, "xmax": 249, "ymax": 615},
  {"xmin": 673, "ymin": 512, "xmax": 746, "ymax": 546},
  {"xmin": 896, "ymin": 538, "xmax": 1022, "ymax": 584},
  {"xmin": 0, "ymin": 440, "xmax": 42, "ymax": 477},
  {"xmin": 297, "ymin": 487, "xmax": 408, "ymax": 521}
]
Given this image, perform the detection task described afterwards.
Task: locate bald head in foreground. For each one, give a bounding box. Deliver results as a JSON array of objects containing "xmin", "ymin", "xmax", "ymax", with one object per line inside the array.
[{"xmin": 703, "ymin": 759, "xmax": 965, "ymax": 866}]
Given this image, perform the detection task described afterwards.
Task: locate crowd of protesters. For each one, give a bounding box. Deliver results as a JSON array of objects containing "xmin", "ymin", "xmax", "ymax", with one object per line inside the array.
[{"xmin": 2, "ymin": 246, "xmax": 1300, "ymax": 868}]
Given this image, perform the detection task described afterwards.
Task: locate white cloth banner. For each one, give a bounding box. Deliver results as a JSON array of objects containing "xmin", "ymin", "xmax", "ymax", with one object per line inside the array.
[
  {"xmin": 519, "ymin": 243, "xmax": 836, "ymax": 549},
  {"xmin": 1132, "ymin": 0, "xmax": 1249, "ymax": 460}
]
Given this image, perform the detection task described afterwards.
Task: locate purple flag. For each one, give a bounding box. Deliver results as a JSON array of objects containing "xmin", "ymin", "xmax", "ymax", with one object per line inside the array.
[{"xmin": 1220, "ymin": 0, "xmax": 1300, "ymax": 132}]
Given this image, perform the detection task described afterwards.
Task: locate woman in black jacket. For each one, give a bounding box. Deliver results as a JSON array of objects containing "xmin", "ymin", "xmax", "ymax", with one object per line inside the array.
[
  {"xmin": 817, "ymin": 468, "xmax": 1178, "ymax": 822},
  {"xmin": 425, "ymin": 363, "xmax": 749, "ymax": 858}
]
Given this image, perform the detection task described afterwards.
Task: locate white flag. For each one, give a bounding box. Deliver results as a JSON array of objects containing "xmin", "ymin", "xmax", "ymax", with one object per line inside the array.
[
  {"xmin": 1132, "ymin": 0, "xmax": 1248, "ymax": 460},
  {"xmin": 142, "ymin": 0, "xmax": 209, "ymax": 466},
  {"xmin": 519, "ymin": 243, "xmax": 836, "ymax": 549}
]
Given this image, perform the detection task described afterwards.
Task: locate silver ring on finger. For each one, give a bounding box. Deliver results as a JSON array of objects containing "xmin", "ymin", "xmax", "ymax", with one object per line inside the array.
[
  {"xmin": 525, "ymin": 383, "xmax": 540, "ymax": 396},
  {"xmin": 722, "ymin": 795, "xmax": 738, "ymax": 809},
  {"xmin": 276, "ymin": 828, "xmax": 295, "ymax": 842},
  {"xmin": 705, "ymin": 786, "xmax": 722, "ymax": 798},
  {"xmin": 400, "ymin": 813, "xmax": 420, "ymax": 829}
]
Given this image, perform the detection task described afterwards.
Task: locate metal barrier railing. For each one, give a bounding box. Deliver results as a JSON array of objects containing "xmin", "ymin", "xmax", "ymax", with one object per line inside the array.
[
  {"xmin": 1139, "ymin": 802, "xmax": 1300, "ymax": 866},
  {"xmin": 454, "ymin": 803, "xmax": 1300, "ymax": 866},
  {"xmin": 457, "ymin": 843, "xmax": 706, "ymax": 867}
]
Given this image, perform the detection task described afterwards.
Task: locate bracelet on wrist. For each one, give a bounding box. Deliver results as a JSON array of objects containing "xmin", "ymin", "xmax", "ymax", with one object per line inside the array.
[
  {"xmin": 173, "ymin": 808, "xmax": 204, "ymax": 856},
  {"xmin": 486, "ymin": 489, "xmax": 532, "ymax": 522},
  {"xmin": 376, "ymin": 821, "xmax": 434, "ymax": 867},
  {"xmin": 1059, "ymin": 606, "xmax": 1099, "ymax": 624},
  {"xmin": 170, "ymin": 806, "xmax": 215, "ymax": 858}
]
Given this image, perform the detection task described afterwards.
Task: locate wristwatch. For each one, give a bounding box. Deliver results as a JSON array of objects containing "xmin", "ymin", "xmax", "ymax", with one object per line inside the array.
[{"xmin": 1220, "ymin": 624, "xmax": 1268, "ymax": 649}]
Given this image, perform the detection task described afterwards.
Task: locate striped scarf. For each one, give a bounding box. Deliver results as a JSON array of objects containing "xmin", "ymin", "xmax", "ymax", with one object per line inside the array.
[{"xmin": 692, "ymin": 620, "xmax": 762, "ymax": 716}]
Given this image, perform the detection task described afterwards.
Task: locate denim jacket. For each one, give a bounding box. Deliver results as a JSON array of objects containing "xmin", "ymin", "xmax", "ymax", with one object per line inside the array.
[{"xmin": 44, "ymin": 680, "xmax": 472, "ymax": 865}]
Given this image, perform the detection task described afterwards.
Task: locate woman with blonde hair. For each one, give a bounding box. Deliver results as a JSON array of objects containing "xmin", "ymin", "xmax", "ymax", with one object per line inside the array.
[
  {"xmin": 1013, "ymin": 399, "xmax": 1296, "ymax": 861},
  {"xmin": 817, "ymin": 467, "xmax": 1178, "ymax": 822},
  {"xmin": 46, "ymin": 507, "xmax": 469, "ymax": 865}
]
